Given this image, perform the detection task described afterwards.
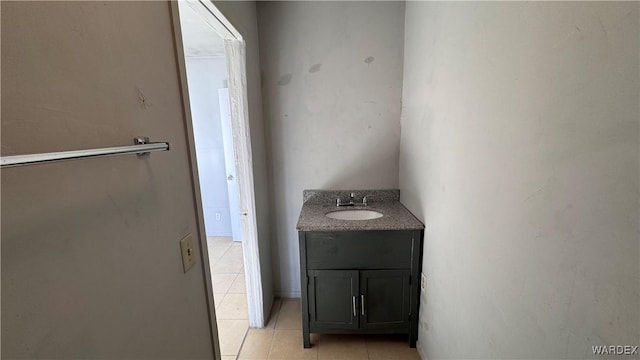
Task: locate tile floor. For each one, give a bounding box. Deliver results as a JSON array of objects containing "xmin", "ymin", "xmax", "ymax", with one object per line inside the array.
[
  {"xmin": 208, "ymin": 236, "xmax": 249, "ymax": 358},
  {"xmin": 209, "ymin": 236, "xmax": 421, "ymax": 360},
  {"xmin": 235, "ymin": 298, "xmax": 420, "ymax": 360}
]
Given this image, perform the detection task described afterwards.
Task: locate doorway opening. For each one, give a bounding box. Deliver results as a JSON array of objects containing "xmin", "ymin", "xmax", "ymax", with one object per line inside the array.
[{"xmin": 173, "ymin": 1, "xmax": 265, "ymax": 357}]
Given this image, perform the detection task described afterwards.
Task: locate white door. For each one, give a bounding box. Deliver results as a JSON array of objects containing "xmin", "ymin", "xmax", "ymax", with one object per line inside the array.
[{"xmin": 218, "ymin": 88, "xmax": 242, "ymax": 242}]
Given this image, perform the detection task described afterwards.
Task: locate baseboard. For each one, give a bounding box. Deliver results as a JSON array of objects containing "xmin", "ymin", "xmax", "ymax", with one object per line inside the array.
[
  {"xmin": 416, "ymin": 340, "xmax": 427, "ymax": 360},
  {"xmin": 275, "ymin": 291, "xmax": 301, "ymax": 298}
]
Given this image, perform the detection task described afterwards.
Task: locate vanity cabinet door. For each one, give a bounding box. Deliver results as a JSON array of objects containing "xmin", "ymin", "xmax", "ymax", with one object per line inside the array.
[
  {"xmin": 308, "ymin": 270, "xmax": 359, "ymax": 330},
  {"xmin": 360, "ymin": 270, "xmax": 411, "ymax": 330}
]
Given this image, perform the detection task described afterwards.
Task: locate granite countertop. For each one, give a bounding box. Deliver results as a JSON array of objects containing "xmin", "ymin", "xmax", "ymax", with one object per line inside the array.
[{"xmin": 296, "ymin": 189, "xmax": 425, "ymax": 231}]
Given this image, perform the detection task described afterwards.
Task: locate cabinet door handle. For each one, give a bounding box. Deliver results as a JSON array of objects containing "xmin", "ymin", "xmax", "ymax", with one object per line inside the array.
[
  {"xmin": 361, "ymin": 295, "xmax": 365, "ymax": 316},
  {"xmin": 352, "ymin": 296, "xmax": 357, "ymax": 317}
]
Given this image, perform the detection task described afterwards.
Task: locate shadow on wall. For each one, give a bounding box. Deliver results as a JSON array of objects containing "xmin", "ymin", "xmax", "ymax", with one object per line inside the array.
[
  {"xmin": 320, "ymin": 155, "xmax": 402, "ymax": 190},
  {"xmin": 322, "ymin": 147, "xmax": 400, "ymax": 190},
  {"xmin": 2, "ymin": 160, "xmax": 161, "ymax": 241}
]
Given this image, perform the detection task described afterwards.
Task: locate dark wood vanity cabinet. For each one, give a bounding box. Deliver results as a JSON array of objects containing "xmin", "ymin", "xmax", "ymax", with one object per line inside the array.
[
  {"xmin": 298, "ymin": 230, "xmax": 424, "ymax": 348},
  {"xmin": 308, "ymin": 269, "xmax": 411, "ymax": 330}
]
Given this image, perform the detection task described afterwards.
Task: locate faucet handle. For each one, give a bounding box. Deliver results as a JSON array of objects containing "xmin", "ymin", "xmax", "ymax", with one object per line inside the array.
[{"xmin": 362, "ymin": 194, "xmax": 377, "ymax": 206}]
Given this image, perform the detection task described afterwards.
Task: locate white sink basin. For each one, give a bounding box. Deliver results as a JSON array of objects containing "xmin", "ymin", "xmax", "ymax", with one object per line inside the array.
[{"xmin": 325, "ymin": 209, "xmax": 383, "ymax": 220}]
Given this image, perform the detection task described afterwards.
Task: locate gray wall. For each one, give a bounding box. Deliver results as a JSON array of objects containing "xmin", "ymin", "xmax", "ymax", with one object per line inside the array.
[
  {"xmin": 1, "ymin": 2, "xmax": 214, "ymax": 358},
  {"xmin": 213, "ymin": 0, "xmax": 275, "ymax": 319},
  {"xmin": 400, "ymin": 2, "xmax": 639, "ymax": 358},
  {"xmin": 185, "ymin": 57, "xmax": 233, "ymax": 237},
  {"xmin": 257, "ymin": 1, "xmax": 405, "ymax": 297}
]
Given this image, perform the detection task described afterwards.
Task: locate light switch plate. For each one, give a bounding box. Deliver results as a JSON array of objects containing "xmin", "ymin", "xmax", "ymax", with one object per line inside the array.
[{"xmin": 180, "ymin": 234, "xmax": 196, "ymax": 273}]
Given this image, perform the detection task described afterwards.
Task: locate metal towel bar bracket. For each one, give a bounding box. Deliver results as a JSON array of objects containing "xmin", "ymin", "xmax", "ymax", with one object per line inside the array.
[{"xmin": 0, "ymin": 137, "xmax": 170, "ymax": 168}]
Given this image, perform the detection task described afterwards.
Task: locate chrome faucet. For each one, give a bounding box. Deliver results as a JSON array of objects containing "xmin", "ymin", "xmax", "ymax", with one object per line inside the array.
[{"xmin": 336, "ymin": 192, "xmax": 356, "ymax": 207}]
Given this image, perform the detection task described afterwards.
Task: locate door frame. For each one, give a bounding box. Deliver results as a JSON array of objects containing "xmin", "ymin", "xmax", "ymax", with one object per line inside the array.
[{"xmin": 170, "ymin": 0, "xmax": 265, "ymax": 353}]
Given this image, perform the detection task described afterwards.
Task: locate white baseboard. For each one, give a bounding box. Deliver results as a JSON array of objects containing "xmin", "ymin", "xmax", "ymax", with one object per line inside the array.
[
  {"xmin": 416, "ymin": 340, "xmax": 427, "ymax": 360},
  {"xmin": 275, "ymin": 291, "xmax": 301, "ymax": 298}
]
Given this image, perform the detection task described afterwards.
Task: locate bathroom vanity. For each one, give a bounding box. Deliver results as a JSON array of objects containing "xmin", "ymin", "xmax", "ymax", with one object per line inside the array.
[{"xmin": 296, "ymin": 190, "xmax": 425, "ymax": 348}]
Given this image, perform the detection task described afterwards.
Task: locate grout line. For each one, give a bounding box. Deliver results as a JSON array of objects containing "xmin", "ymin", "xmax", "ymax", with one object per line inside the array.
[
  {"xmin": 208, "ymin": 244, "xmax": 233, "ymax": 266},
  {"xmin": 214, "ymin": 292, "xmax": 226, "ymax": 311},
  {"xmin": 261, "ymin": 299, "xmax": 283, "ymax": 359},
  {"xmin": 266, "ymin": 329, "xmax": 275, "ymax": 360},
  {"xmin": 210, "ymin": 237, "xmax": 250, "ymax": 359},
  {"xmin": 227, "ymin": 272, "xmax": 243, "ymax": 294},
  {"xmin": 270, "ymin": 298, "xmax": 284, "ymax": 329},
  {"xmin": 234, "ymin": 326, "xmax": 249, "ymax": 360}
]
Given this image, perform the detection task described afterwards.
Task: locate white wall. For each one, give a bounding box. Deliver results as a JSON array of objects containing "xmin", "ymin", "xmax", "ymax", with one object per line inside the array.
[
  {"xmin": 185, "ymin": 56, "xmax": 233, "ymax": 237},
  {"xmin": 1, "ymin": 2, "xmax": 215, "ymax": 358},
  {"xmin": 400, "ymin": 2, "xmax": 639, "ymax": 358},
  {"xmin": 213, "ymin": 0, "xmax": 275, "ymax": 319},
  {"xmin": 257, "ymin": 1, "xmax": 405, "ymax": 297}
]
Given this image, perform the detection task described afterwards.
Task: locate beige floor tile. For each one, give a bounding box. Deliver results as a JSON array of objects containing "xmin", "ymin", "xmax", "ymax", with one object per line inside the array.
[
  {"xmin": 214, "ymin": 293, "xmax": 226, "ymax": 309},
  {"xmin": 217, "ymin": 293, "xmax": 249, "ymax": 320},
  {"xmin": 213, "ymin": 273, "xmax": 239, "ymax": 294},
  {"xmin": 226, "ymin": 245, "xmax": 245, "ymax": 261},
  {"xmin": 217, "ymin": 319, "xmax": 249, "ymax": 356},
  {"xmin": 209, "ymin": 244, "xmax": 232, "ymax": 264},
  {"xmin": 238, "ymin": 329, "xmax": 274, "ymax": 359},
  {"xmin": 268, "ymin": 330, "xmax": 318, "ymax": 359},
  {"xmin": 229, "ymin": 273, "xmax": 247, "ymax": 293},
  {"xmin": 213, "ymin": 246, "xmax": 245, "ymax": 274},
  {"xmin": 275, "ymin": 298, "xmax": 301, "ymax": 330},
  {"xmin": 365, "ymin": 335, "xmax": 419, "ymax": 360},
  {"xmin": 213, "ymin": 259, "xmax": 244, "ymax": 274},
  {"xmin": 209, "ymin": 235, "xmax": 247, "ymax": 358},
  {"xmin": 317, "ymin": 334, "xmax": 368, "ymax": 360},
  {"xmin": 221, "ymin": 356, "xmax": 237, "ymax": 360},
  {"xmin": 265, "ymin": 299, "xmax": 282, "ymax": 329},
  {"xmin": 209, "ymin": 236, "xmax": 233, "ymax": 244},
  {"xmin": 311, "ymin": 333, "xmax": 319, "ymax": 346}
]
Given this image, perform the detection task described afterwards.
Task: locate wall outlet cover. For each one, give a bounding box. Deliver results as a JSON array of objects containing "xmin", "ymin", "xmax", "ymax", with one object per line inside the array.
[
  {"xmin": 421, "ymin": 273, "xmax": 426, "ymax": 291},
  {"xmin": 180, "ymin": 234, "xmax": 196, "ymax": 273}
]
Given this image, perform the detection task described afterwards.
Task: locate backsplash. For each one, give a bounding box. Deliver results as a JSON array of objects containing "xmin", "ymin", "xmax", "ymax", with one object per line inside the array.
[{"xmin": 302, "ymin": 189, "xmax": 400, "ymax": 204}]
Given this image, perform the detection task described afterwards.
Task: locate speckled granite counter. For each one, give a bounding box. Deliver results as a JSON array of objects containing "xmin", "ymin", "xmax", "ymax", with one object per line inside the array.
[{"xmin": 296, "ymin": 189, "xmax": 425, "ymax": 231}]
